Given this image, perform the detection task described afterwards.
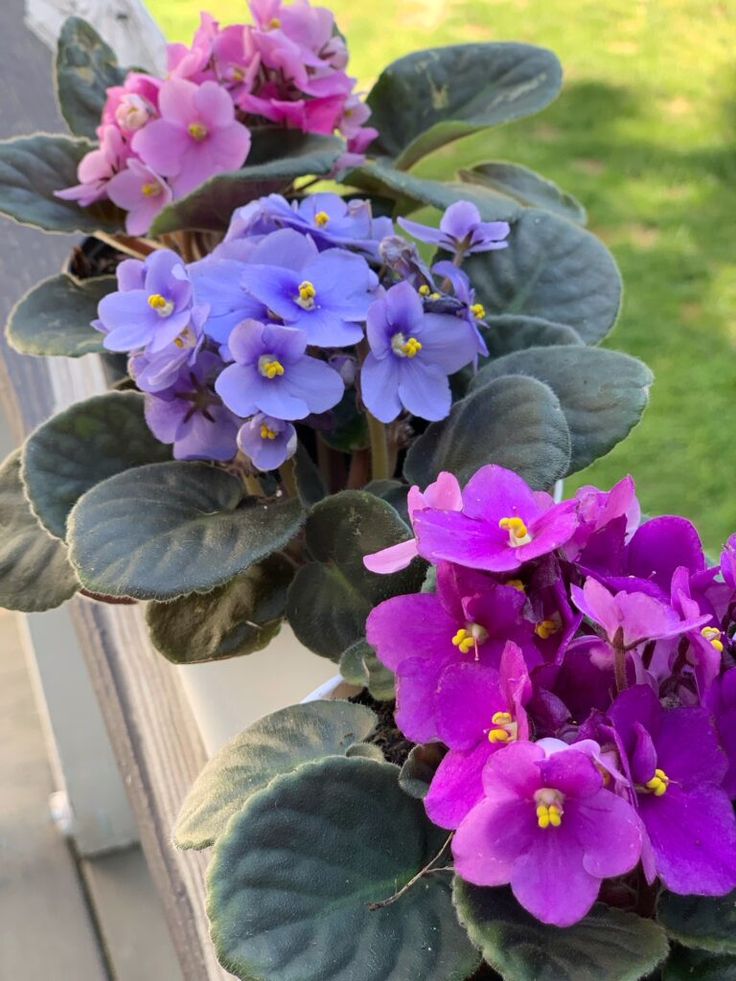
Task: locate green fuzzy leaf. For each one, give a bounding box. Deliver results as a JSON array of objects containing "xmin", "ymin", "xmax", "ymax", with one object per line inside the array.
[
  {"xmin": 367, "ymin": 43, "xmax": 562, "ymax": 163},
  {"xmin": 657, "ymin": 889, "xmax": 736, "ymax": 955},
  {"xmin": 483, "ymin": 315, "xmax": 583, "ymax": 359},
  {"xmin": 6, "ymin": 273, "xmax": 113, "ymax": 358},
  {"xmin": 460, "ymin": 162, "xmax": 586, "ymax": 224},
  {"xmin": 399, "ymin": 743, "xmax": 447, "ymax": 800},
  {"xmin": 663, "ymin": 945, "xmax": 736, "ymax": 980},
  {"xmin": 404, "ymin": 374, "xmax": 571, "ymax": 490},
  {"xmin": 286, "ymin": 491, "xmax": 425, "ymax": 660},
  {"xmin": 22, "ymin": 392, "xmax": 171, "ymax": 539},
  {"xmin": 454, "ymin": 881, "xmax": 670, "ymax": 981},
  {"xmin": 349, "ymin": 159, "xmax": 519, "ymax": 221},
  {"xmin": 363, "ymin": 479, "xmax": 409, "ymax": 523},
  {"xmin": 68, "ymin": 461, "xmax": 304, "ymax": 600},
  {"xmin": 0, "ymin": 451, "xmax": 78, "ymax": 612},
  {"xmin": 208, "ymin": 757, "xmax": 480, "ymax": 981},
  {"xmin": 0, "ymin": 134, "xmax": 123, "ymax": 233},
  {"xmin": 338, "ymin": 638, "xmax": 395, "ymax": 700},
  {"xmin": 149, "ymin": 133, "xmax": 344, "ymax": 234},
  {"xmin": 462, "ymin": 209, "xmax": 622, "ymax": 344},
  {"xmin": 293, "ymin": 443, "xmax": 326, "ymax": 507},
  {"xmin": 174, "ymin": 700, "xmax": 376, "ymax": 850},
  {"xmin": 321, "ymin": 387, "xmax": 369, "ymax": 452},
  {"xmin": 338, "ymin": 640, "xmax": 369, "ymax": 686},
  {"xmin": 471, "ymin": 346, "xmax": 653, "ymax": 475},
  {"xmin": 344, "ymin": 742, "xmax": 385, "ymax": 761},
  {"xmin": 55, "ymin": 17, "xmax": 125, "ymax": 140},
  {"xmin": 146, "ymin": 554, "xmax": 294, "ymax": 664}
]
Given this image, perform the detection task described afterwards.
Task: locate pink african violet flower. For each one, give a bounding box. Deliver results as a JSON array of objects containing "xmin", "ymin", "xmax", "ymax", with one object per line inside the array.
[
  {"xmin": 56, "ymin": 125, "xmax": 130, "ymax": 206},
  {"xmin": 363, "ymin": 471, "xmax": 462, "ymax": 574},
  {"xmin": 133, "ymin": 79, "xmax": 251, "ymax": 197},
  {"xmin": 102, "ymin": 72, "xmax": 161, "ymax": 132},
  {"xmin": 411, "ymin": 465, "xmax": 579, "ymax": 573},
  {"xmin": 453, "ymin": 741, "xmax": 642, "ymax": 927},
  {"xmin": 424, "ymin": 641, "xmax": 532, "ymax": 830},
  {"xmin": 106, "ymin": 159, "xmax": 172, "ymax": 235}
]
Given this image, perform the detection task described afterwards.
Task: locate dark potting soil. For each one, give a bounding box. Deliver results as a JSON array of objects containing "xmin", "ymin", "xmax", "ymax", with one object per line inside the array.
[
  {"xmin": 68, "ymin": 237, "xmax": 123, "ymax": 280},
  {"xmin": 348, "ymin": 689, "xmax": 414, "ymax": 766}
]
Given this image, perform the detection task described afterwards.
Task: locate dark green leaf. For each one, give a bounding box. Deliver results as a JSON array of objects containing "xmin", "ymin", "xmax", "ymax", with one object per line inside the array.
[
  {"xmin": 339, "ymin": 639, "xmax": 369, "ymax": 686},
  {"xmin": 471, "ymin": 346, "xmax": 653, "ymax": 474},
  {"xmin": 363, "ymin": 479, "xmax": 409, "ymax": 523},
  {"xmin": 404, "ymin": 374, "xmax": 571, "ymax": 490},
  {"xmin": 399, "ymin": 743, "xmax": 447, "ymax": 799},
  {"xmin": 463, "ymin": 209, "xmax": 622, "ymax": 344},
  {"xmin": 22, "ymin": 392, "xmax": 171, "ymax": 539},
  {"xmin": 68, "ymin": 461, "xmax": 304, "ymax": 600},
  {"xmin": 149, "ymin": 133, "xmax": 344, "ymax": 234},
  {"xmin": 657, "ymin": 889, "xmax": 736, "ymax": 955},
  {"xmin": 338, "ymin": 638, "xmax": 395, "ymax": 700},
  {"xmin": 146, "ymin": 554, "xmax": 294, "ymax": 664},
  {"xmin": 293, "ymin": 443, "xmax": 326, "ymax": 507},
  {"xmin": 321, "ymin": 387, "xmax": 369, "ymax": 452},
  {"xmin": 174, "ymin": 700, "xmax": 376, "ymax": 849},
  {"xmin": 55, "ymin": 17, "xmax": 124, "ymax": 139},
  {"xmin": 0, "ymin": 134, "xmax": 123, "ymax": 233},
  {"xmin": 349, "ymin": 159, "xmax": 519, "ymax": 221},
  {"xmin": 460, "ymin": 162, "xmax": 586, "ymax": 224},
  {"xmin": 367, "ymin": 43, "xmax": 562, "ymax": 163},
  {"xmin": 7, "ymin": 273, "xmax": 113, "ymax": 358},
  {"xmin": 286, "ymin": 491, "xmax": 425, "ymax": 660},
  {"xmin": 483, "ymin": 314, "xmax": 583, "ymax": 359},
  {"xmin": 0, "ymin": 451, "xmax": 78, "ymax": 612},
  {"xmin": 454, "ymin": 881, "xmax": 669, "ymax": 981},
  {"xmin": 208, "ymin": 757, "xmax": 480, "ymax": 981},
  {"xmin": 344, "ymin": 742, "xmax": 385, "ymax": 761},
  {"xmin": 663, "ymin": 945, "xmax": 736, "ymax": 981}
]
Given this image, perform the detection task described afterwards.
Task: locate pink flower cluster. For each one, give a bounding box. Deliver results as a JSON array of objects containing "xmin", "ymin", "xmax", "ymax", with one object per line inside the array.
[{"xmin": 57, "ymin": 0, "xmax": 376, "ymax": 235}]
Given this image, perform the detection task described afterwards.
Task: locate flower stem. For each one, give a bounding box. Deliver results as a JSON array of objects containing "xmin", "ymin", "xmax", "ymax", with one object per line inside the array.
[
  {"xmin": 368, "ymin": 836, "xmax": 453, "ymax": 911},
  {"xmin": 280, "ymin": 456, "xmax": 298, "ymax": 498},
  {"xmin": 367, "ymin": 411, "xmax": 390, "ymax": 481},
  {"xmin": 613, "ymin": 627, "xmax": 627, "ymax": 693},
  {"xmin": 93, "ymin": 230, "xmax": 160, "ymax": 259}
]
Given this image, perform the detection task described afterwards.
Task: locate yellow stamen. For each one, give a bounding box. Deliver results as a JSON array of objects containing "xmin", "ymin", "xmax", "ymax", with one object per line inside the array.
[
  {"xmin": 491, "ymin": 711, "xmax": 513, "ymax": 726},
  {"xmin": 187, "ymin": 122, "xmax": 208, "ymax": 141},
  {"xmin": 402, "ymin": 337, "xmax": 422, "ymax": 358},
  {"xmin": 268, "ymin": 16, "xmax": 281, "ymax": 27},
  {"xmin": 141, "ymin": 181, "xmax": 162, "ymax": 198},
  {"xmin": 470, "ymin": 302, "xmax": 486, "ymax": 320},
  {"xmin": 418, "ymin": 284, "xmax": 431, "ymax": 296},
  {"xmin": 499, "ymin": 516, "xmax": 532, "ymax": 548},
  {"xmin": 451, "ymin": 628, "xmax": 475, "ymax": 654},
  {"xmin": 701, "ymin": 626, "xmax": 724, "ymax": 653},
  {"xmin": 488, "ymin": 729, "xmax": 511, "ymax": 744},
  {"xmin": 488, "ymin": 709, "xmax": 518, "ymax": 744},
  {"xmin": 314, "ymin": 211, "xmax": 330, "ymax": 227},
  {"xmin": 295, "ymin": 280, "xmax": 317, "ymax": 310},
  {"xmin": 506, "ymin": 579, "xmax": 526, "ymax": 592},
  {"xmin": 147, "ymin": 293, "xmax": 174, "ymax": 317},
  {"xmin": 428, "ymin": 291, "xmax": 441, "ymax": 300},
  {"xmin": 534, "ymin": 789, "xmax": 564, "ymax": 828},
  {"xmin": 535, "ymin": 619, "xmax": 560, "ymax": 640},
  {"xmin": 260, "ymin": 424, "xmax": 278, "ymax": 440},
  {"xmin": 258, "ymin": 356, "xmax": 285, "ymax": 380},
  {"xmin": 644, "ymin": 767, "xmax": 670, "ymax": 797}
]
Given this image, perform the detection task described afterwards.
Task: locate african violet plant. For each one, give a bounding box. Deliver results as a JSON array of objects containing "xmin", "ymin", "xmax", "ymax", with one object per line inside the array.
[{"xmin": 176, "ymin": 465, "xmax": 736, "ymax": 980}]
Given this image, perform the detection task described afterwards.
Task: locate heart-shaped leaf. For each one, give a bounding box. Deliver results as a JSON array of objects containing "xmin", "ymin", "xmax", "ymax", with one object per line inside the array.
[
  {"xmin": 657, "ymin": 889, "xmax": 736, "ymax": 955},
  {"xmin": 363, "ymin": 479, "xmax": 410, "ymax": 523},
  {"xmin": 286, "ymin": 491, "xmax": 425, "ymax": 660},
  {"xmin": 146, "ymin": 553, "xmax": 294, "ymax": 664},
  {"xmin": 462, "ymin": 209, "xmax": 622, "ymax": 344},
  {"xmin": 349, "ymin": 159, "xmax": 520, "ymax": 221},
  {"xmin": 663, "ymin": 946, "xmax": 736, "ymax": 981},
  {"xmin": 367, "ymin": 43, "xmax": 562, "ymax": 164},
  {"xmin": 338, "ymin": 638, "xmax": 395, "ymax": 700},
  {"xmin": 68, "ymin": 461, "xmax": 304, "ymax": 600},
  {"xmin": 404, "ymin": 374, "xmax": 571, "ymax": 490},
  {"xmin": 208, "ymin": 756, "xmax": 480, "ymax": 981},
  {"xmin": 149, "ymin": 133, "xmax": 344, "ymax": 234},
  {"xmin": 399, "ymin": 743, "xmax": 448, "ymax": 800},
  {"xmin": 22, "ymin": 392, "xmax": 171, "ymax": 539},
  {"xmin": 0, "ymin": 450, "xmax": 78, "ymax": 612},
  {"xmin": 55, "ymin": 17, "xmax": 125, "ymax": 140},
  {"xmin": 7, "ymin": 273, "xmax": 113, "ymax": 358},
  {"xmin": 470, "ymin": 346, "xmax": 653, "ymax": 475},
  {"xmin": 483, "ymin": 315, "xmax": 583, "ymax": 359},
  {"xmin": 0, "ymin": 134, "xmax": 123, "ymax": 233},
  {"xmin": 454, "ymin": 881, "xmax": 669, "ymax": 981},
  {"xmin": 174, "ymin": 700, "xmax": 376, "ymax": 849},
  {"xmin": 460, "ymin": 162, "xmax": 586, "ymax": 224}
]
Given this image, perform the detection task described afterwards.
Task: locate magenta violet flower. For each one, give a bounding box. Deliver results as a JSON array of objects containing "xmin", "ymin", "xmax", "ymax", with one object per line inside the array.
[
  {"xmin": 412, "ymin": 465, "xmax": 579, "ymax": 573},
  {"xmin": 609, "ymin": 684, "xmax": 736, "ymax": 895},
  {"xmin": 452, "ymin": 741, "xmax": 642, "ymax": 926},
  {"xmin": 215, "ymin": 319, "xmax": 344, "ymax": 420},
  {"xmin": 398, "ymin": 201, "xmax": 510, "ymax": 259},
  {"xmin": 237, "ymin": 413, "xmax": 297, "ymax": 471},
  {"xmin": 361, "ymin": 281, "xmax": 480, "ymax": 423},
  {"xmin": 133, "ymin": 78, "xmax": 251, "ymax": 197},
  {"xmin": 706, "ymin": 668, "xmax": 736, "ymax": 798}
]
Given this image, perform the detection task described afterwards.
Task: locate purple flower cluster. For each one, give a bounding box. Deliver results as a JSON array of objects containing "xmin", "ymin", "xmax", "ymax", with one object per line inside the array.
[
  {"xmin": 366, "ymin": 465, "xmax": 736, "ymax": 926},
  {"xmin": 57, "ymin": 0, "xmax": 376, "ymax": 233},
  {"xmin": 93, "ymin": 194, "xmax": 502, "ymax": 469}
]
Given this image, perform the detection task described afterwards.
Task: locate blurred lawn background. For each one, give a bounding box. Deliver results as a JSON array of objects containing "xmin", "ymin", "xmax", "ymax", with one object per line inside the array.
[{"xmin": 149, "ymin": 0, "xmax": 736, "ymax": 553}]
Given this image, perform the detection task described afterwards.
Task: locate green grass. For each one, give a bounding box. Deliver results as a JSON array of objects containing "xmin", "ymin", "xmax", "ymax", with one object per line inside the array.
[{"xmin": 148, "ymin": 0, "xmax": 736, "ymax": 552}]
